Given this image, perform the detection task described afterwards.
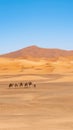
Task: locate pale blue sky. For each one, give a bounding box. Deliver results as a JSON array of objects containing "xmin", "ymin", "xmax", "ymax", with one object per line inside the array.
[{"xmin": 0, "ymin": 0, "xmax": 73, "ymax": 54}]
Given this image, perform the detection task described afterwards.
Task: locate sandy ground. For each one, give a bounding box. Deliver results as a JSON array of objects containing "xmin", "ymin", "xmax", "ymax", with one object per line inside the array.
[{"xmin": 0, "ymin": 73, "xmax": 73, "ymax": 130}]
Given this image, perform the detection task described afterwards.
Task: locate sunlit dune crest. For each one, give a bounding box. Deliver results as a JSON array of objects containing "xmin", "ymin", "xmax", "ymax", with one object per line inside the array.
[{"xmin": 0, "ymin": 45, "xmax": 73, "ymax": 59}]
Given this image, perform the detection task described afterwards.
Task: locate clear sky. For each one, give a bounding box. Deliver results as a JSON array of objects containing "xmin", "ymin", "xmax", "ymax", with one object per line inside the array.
[{"xmin": 0, "ymin": 0, "xmax": 73, "ymax": 54}]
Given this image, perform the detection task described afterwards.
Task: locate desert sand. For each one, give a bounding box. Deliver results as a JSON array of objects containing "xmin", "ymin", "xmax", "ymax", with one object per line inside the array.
[
  {"xmin": 0, "ymin": 72, "xmax": 73, "ymax": 130},
  {"xmin": 0, "ymin": 47, "xmax": 73, "ymax": 130}
]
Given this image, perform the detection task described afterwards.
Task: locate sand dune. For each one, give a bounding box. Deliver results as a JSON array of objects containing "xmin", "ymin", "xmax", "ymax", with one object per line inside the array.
[
  {"xmin": 0, "ymin": 56, "xmax": 73, "ymax": 74},
  {"xmin": 0, "ymin": 46, "xmax": 73, "ymax": 129},
  {"xmin": 1, "ymin": 45, "xmax": 73, "ymax": 59}
]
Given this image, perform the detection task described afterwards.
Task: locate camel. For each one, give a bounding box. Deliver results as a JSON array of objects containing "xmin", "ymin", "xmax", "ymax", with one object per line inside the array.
[
  {"xmin": 24, "ymin": 82, "xmax": 28, "ymax": 88},
  {"xmin": 19, "ymin": 82, "xmax": 23, "ymax": 87},
  {"xmin": 28, "ymin": 81, "xmax": 32, "ymax": 87},
  {"xmin": 14, "ymin": 83, "xmax": 18, "ymax": 87},
  {"xmin": 9, "ymin": 81, "xmax": 36, "ymax": 89},
  {"xmin": 9, "ymin": 83, "xmax": 13, "ymax": 88}
]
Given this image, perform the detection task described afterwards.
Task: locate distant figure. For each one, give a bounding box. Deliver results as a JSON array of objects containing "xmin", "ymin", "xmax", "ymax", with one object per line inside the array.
[{"xmin": 33, "ymin": 82, "xmax": 36, "ymax": 88}]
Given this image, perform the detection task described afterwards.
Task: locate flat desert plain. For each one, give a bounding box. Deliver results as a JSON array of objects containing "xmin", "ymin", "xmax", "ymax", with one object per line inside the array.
[{"xmin": 0, "ymin": 72, "xmax": 73, "ymax": 130}]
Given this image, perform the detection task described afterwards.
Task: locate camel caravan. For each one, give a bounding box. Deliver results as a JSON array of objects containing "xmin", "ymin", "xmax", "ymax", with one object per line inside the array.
[{"xmin": 9, "ymin": 81, "xmax": 36, "ymax": 89}]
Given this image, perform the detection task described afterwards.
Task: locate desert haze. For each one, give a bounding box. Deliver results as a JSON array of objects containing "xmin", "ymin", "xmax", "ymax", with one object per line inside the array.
[{"xmin": 0, "ymin": 46, "xmax": 73, "ymax": 130}]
